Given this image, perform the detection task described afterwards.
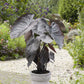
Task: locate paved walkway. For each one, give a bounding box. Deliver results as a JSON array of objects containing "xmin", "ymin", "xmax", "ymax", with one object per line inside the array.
[{"xmin": 0, "ymin": 49, "xmax": 84, "ymax": 84}]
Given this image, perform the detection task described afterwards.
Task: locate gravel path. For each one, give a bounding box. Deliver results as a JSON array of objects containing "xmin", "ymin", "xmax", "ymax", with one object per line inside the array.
[{"xmin": 0, "ymin": 49, "xmax": 84, "ymax": 83}]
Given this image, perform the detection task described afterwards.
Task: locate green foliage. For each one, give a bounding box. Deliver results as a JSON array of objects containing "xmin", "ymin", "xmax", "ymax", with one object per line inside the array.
[
  {"xmin": 79, "ymin": 76, "xmax": 84, "ymax": 84},
  {"xmin": 0, "ymin": 22, "xmax": 26, "ymax": 61},
  {"xmin": 0, "ymin": 0, "xmax": 82, "ymax": 25},
  {"xmin": 69, "ymin": 72, "xmax": 84, "ymax": 84},
  {"xmin": 65, "ymin": 29, "xmax": 84, "ymax": 67},
  {"xmin": 48, "ymin": 0, "xmax": 59, "ymax": 13},
  {"xmin": 26, "ymin": 0, "xmax": 50, "ymax": 18},
  {"xmin": 79, "ymin": 7, "xmax": 84, "ymax": 26},
  {"xmin": 63, "ymin": 0, "xmax": 84, "ymax": 67},
  {"xmin": 78, "ymin": 0, "xmax": 84, "ymax": 32},
  {"xmin": 29, "ymin": 0, "xmax": 60, "ymax": 14},
  {"xmin": 0, "ymin": 0, "xmax": 62, "ymax": 25},
  {"xmin": 58, "ymin": 0, "xmax": 79, "ymax": 24},
  {"xmin": 0, "ymin": 81, "xmax": 2, "ymax": 84},
  {"xmin": 62, "ymin": 20, "xmax": 70, "ymax": 33},
  {"xmin": 0, "ymin": 0, "xmax": 31, "ymax": 24},
  {"xmin": 0, "ymin": 0, "xmax": 50, "ymax": 25}
]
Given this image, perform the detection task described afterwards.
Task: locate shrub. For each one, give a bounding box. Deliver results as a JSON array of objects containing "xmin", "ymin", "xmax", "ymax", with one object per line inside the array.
[
  {"xmin": 78, "ymin": 6, "xmax": 84, "ymax": 26},
  {"xmin": 26, "ymin": 0, "xmax": 50, "ymax": 18},
  {"xmin": 0, "ymin": 0, "xmax": 50, "ymax": 25},
  {"xmin": 66, "ymin": 29, "xmax": 81, "ymax": 43},
  {"xmin": 65, "ymin": 29, "xmax": 84, "ymax": 67},
  {"xmin": 62, "ymin": 20, "xmax": 70, "ymax": 33},
  {"xmin": 64, "ymin": 1, "xmax": 84, "ymax": 67},
  {"xmin": 0, "ymin": 22, "xmax": 26, "ymax": 61},
  {"xmin": 48, "ymin": 0, "xmax": 59, "ymax": 13},
  {"xmin": 58, "ymin": 0, "xmax": 79, "ymax": 24}
]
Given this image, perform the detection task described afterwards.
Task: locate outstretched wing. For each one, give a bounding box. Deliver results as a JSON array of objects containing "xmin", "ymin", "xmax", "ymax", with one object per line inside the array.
[
  {"xmin": 10, "ymin": 13, "xmax": 37, "ymax": 39},
  {"xmin": 50, "ymin": 22, "xmax": 64, "ymax": 49}
]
